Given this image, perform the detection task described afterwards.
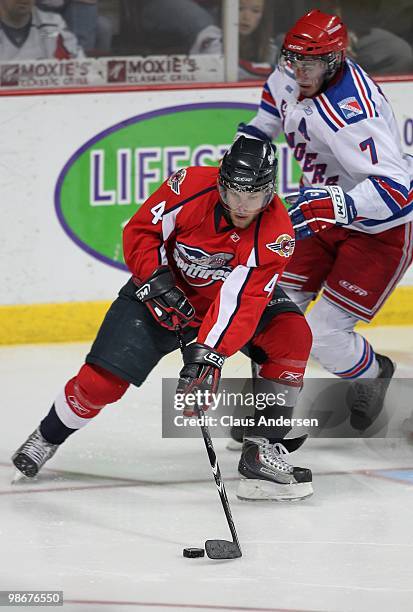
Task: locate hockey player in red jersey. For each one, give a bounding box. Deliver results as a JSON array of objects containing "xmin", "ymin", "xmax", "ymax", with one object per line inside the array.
[
  {"xmin": 237, "ymin": 9, "xmax": 413, "ymax": 431},
  {"xmin": 12, "ymin": 137, "xmax": 313, "ymax": 501}
]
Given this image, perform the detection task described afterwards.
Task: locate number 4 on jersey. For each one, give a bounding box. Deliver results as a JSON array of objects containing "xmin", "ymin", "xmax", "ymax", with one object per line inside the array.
[
  {"xmin": 150, "ymin": 200, "xmax": 166, "ymax": 225},
  {"xmin": 264, "ymin": 273, "xmax": 279, "ymax": 294}
]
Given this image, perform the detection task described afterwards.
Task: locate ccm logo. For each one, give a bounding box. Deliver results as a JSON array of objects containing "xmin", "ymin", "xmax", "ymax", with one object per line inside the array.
[
  {"xmin": 329, "ymin": 186, "xmax": 347, "ymax": 220},
  {"xmin": 205, "ymin": 353, "xmax": 225, "ymax": 368},
  {"xmin": 339, "ymin": 280, "xmax": 368, "ymax": 296},
  {"xmin": 135, "ymin": 284, "xmax": 150, "ymax": 301}
]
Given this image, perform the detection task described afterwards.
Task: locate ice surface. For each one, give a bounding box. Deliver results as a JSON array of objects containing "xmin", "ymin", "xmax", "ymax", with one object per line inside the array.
[{"xmin": 1, "ymin": 326, "xmax": 412, "ymax": 612}]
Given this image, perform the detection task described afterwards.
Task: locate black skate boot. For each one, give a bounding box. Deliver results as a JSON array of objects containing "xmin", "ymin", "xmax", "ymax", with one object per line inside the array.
[
  {"xmin": 348, "ymin": 353, "xmax": 395, "ymax": 432},
  {"xmin": 237, "ymin": 436, "xmax": 313, "ymax": 501},
  {"xmin": 12, "ymin": 428, "xmax": 59, "ymax": 478}
]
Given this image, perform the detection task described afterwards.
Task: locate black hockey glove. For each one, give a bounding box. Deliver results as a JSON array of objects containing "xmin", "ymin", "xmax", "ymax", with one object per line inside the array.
[
  {"xmin": 177, "ymin": 343, "xmax": 225, "ymax": 416},
  {"xmin": 134, "ymin": 266, "xmax": 195, "ymax": 331}
]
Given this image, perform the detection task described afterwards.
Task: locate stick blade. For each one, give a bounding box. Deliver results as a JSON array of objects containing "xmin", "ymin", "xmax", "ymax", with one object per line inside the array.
[{"xmin": 205, "ymin": 539, "xmax": 242, "ymax": 559}]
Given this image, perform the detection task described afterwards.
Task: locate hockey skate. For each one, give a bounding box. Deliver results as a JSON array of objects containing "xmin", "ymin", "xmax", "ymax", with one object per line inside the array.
[
  {"xmin": 348, "ymin": 353, "xmax": 395, "ymax": 432},
  {"xmin": 12, "ymin": 428, "xmax": 59, "ymax": 478},
  {"xmin": 237, "ymin": 436, "xmax": 313, "ymax": 501}
]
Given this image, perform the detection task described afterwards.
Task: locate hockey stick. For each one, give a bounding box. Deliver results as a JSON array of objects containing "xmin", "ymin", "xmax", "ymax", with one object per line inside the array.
[{"xmin": 174, "ymin": 325, "xmax": 242, "ymax": 560}]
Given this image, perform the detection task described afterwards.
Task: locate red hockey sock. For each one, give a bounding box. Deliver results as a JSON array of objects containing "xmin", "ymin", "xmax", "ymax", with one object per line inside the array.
[
  {"xmin": 52, "ymin": 364, "xmax": 129, "ymax": 432},
  {"xmin": 253, "ymin": 312, "xmax": 312, "ymax": 383}
]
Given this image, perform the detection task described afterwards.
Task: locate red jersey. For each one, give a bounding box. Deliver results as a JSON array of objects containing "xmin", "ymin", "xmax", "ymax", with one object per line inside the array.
[{"xmin": 123, "ymin": 166, "xmax": 295, "ymax": 357}]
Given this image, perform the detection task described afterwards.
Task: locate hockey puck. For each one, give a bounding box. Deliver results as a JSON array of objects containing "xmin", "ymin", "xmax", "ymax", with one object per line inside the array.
[{"xmin": 183, "ymin": 547, "xmax": 205, "ymax": 558}]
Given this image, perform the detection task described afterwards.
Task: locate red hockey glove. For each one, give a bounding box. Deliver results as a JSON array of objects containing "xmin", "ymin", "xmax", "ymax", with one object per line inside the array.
[
  {"xmin": 134, "ymin": 266, "xmax": 195, "ymax": 330},
  {"xmin": 176, "ymin": 343, "xmax": 225, "ymax": 416},
  {"xmin": 287, "ymin": 186, "xmax": 357, "ymax": 240}
]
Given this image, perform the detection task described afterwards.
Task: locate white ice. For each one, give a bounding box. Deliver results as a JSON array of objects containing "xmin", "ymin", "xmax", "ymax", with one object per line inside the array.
[{"xmin": 1, "ymin": 326, "xmax": 413, "ymax": 612}]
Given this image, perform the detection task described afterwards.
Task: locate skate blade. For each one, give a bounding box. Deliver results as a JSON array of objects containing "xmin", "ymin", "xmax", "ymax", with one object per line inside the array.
[{"xmin": 237, "ymin": 478, "xmax": 313, "ymax": 501}]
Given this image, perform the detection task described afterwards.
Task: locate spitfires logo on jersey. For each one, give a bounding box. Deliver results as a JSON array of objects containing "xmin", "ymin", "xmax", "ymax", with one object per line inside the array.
[
  {"xmin": 173, "ymin": 242, "xmax": 233, "ymax": 287},
  {"xmin": 266, "ymin": 234, "xmax": 295, "ymax": 258},
  {"xmin": 167, "ymin": 168, "xmax": 187, "ymax": 195},
  {"xmin": 338, "ymin": 97, "xmax": 364, "ymax": 120}
]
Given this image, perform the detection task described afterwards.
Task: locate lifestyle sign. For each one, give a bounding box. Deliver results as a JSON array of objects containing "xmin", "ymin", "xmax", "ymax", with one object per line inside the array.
[{"xmin": 55, "ymin": 102, "xmax": 300, "ymax": 270}]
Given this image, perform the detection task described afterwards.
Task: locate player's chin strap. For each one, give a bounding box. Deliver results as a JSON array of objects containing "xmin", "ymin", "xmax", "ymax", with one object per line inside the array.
[{"xmin": 174, "ymin": 324, "xmax": 242, "ymax": 560}]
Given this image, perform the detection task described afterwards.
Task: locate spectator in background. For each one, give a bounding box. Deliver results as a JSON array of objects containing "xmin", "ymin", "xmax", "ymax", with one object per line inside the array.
[
  {"xmin": 0, "ymin": 0, "xmax": 84, "ymax": 59},
  {"xmin": 301, "ymin": 0, "xmax": 413, "ymax": 75},
  {"xmin": 238, "ymin": 0, "xmax": 277, "ymax": 80},
  {"xmin": 339, "ymin": 0, "xmax": 413, "ymax": 75},
  {"xmin": 37, "ymin": 0, "xmax": 112, "ymax": 55},
  {"xmin": 139, "ymin": 0, "xmax": 277, "ymax": 80},
  {"xmin": 63, "ymin": 0, "xmax": 112, "ymax": 55},
  {"xmin": 140, "ymin": 0, "xmax": 222, "ymax": 56},
  {"xmin": 375, "ymin": 0, "xmax": 413, "ymax": 46},
  {"xmin": 270, "ymin": 1, "xmax": 413, "ymax": 76}
]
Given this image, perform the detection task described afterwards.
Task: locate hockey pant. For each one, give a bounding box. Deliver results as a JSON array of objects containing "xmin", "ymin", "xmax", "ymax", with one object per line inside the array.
[{"xmin": 41, "ymin": 278, "xmax": 312, "ymax": 441}]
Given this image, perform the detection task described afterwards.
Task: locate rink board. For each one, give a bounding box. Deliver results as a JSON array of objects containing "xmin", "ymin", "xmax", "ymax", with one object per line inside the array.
[
  {"xmin": 1, "ymin": 285, "xmax": 413, "ymax": 345},
  {"xmin": 1, "ymin": 80, "xmax": 413, "ymax": 343}
]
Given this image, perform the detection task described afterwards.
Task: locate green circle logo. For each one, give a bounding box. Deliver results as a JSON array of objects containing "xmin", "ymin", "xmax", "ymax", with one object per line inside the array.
[{"xmin": 55, "ymin": 102, "xmax": 300, "ymax": 269}]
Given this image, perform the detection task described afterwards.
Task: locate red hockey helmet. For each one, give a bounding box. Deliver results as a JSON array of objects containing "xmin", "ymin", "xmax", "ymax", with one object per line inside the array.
[
  {"xmin": 280, "ymin": 10, "xmax": 348, "ymax": 86},
  {"xmin": 283, "ymin": 9, "xmax": 348, "ymax": 56}
]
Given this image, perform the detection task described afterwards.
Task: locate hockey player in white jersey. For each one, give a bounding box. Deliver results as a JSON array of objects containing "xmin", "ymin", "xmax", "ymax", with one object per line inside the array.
[{"xmin": 237, "ymin": 9, "xmax": 413, "ymax": 431}]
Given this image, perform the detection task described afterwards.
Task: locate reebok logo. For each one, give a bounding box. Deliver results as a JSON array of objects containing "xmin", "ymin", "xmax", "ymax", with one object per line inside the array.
[
  {"xmin": 279, "ymin": 371, "xmax": 303, "ymax": 383},
  {"xmin": 67, "ymin": 395, "xmax": 90, "ymax": 416}
]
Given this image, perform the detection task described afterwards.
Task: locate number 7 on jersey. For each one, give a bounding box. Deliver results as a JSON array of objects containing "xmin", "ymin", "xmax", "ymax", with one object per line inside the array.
[{"xmin": 359, "ymin": 137, "xmax": 378, "ymax": 164}]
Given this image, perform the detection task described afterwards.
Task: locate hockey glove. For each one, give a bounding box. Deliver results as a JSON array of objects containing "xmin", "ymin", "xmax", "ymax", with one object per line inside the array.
[
  {"xmin": 177, "ymin": 343, "xmax": 225, "ymax": 416},
  {"xmin": 134, "ymin": 266, "xmax": 195, "ymax": 331},
  {"xmin": 286, "ymin": 186, "xmax": 357, "ymax": 240}
]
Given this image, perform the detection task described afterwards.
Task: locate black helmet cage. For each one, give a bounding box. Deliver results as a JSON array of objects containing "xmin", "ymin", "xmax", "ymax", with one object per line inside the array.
[
  {"xmin": 281, "ymin": 48, "xmax": 343, "ymax": 79},
  {"xmin": 218, "ymin": 140, "xmax": 278, "ymax": 213},
  {"xmin": 218, "ymin": 137, "xmax": 278, "ymax": 210},
  {"xmin": 218, "ymin": 175, "xmax": 275, "ymax": 194}
]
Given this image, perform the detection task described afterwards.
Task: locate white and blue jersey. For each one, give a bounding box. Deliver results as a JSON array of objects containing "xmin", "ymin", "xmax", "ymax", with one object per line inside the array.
[{"xmin": 239, "ymin": 58, "xmax": 413, "ymax": 234}]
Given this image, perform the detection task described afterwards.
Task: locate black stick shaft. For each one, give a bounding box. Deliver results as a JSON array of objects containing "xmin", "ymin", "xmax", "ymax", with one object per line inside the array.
[
  {"xmin": 196, "ymin": 404, "xmax": 241, "ymax": 549},
  {"xmin": 175, "ymin": 327, "xmax": 241, "ymax": 551}
]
